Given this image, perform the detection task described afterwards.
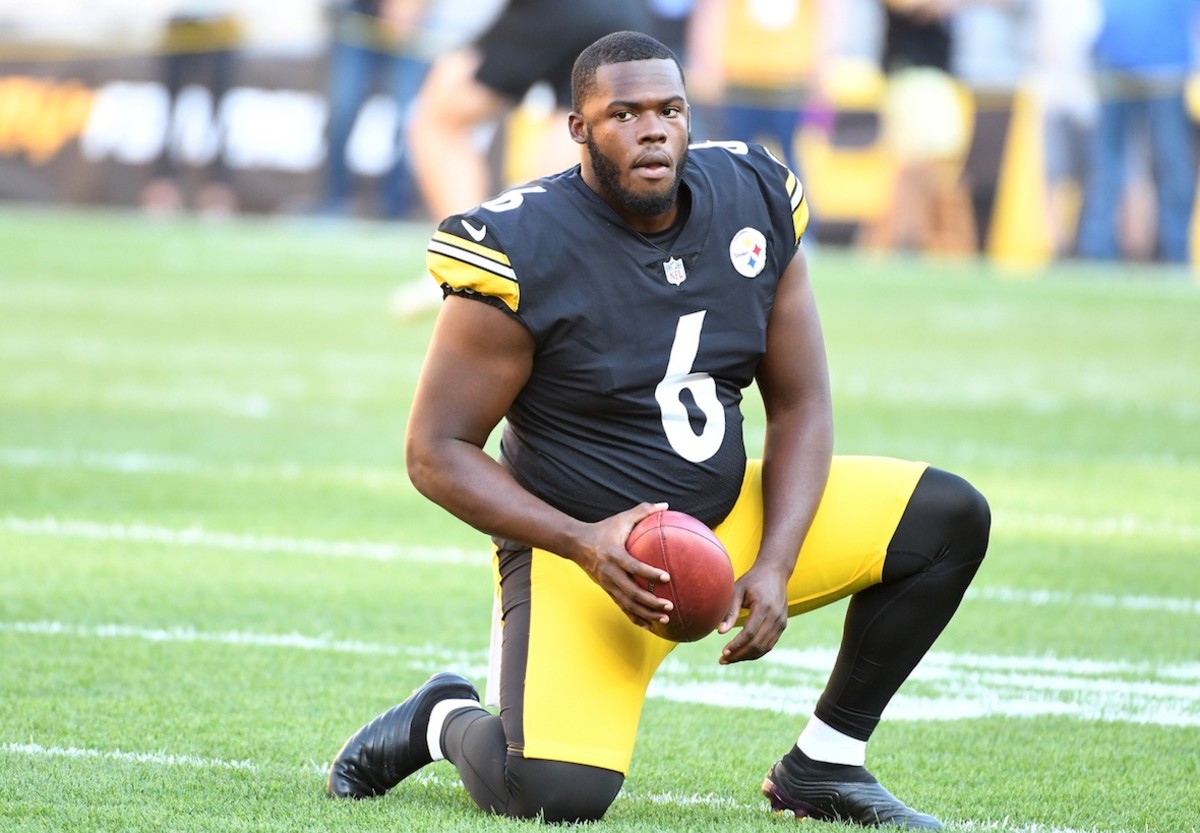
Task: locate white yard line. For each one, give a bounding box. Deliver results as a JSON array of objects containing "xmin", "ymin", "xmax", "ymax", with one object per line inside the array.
[
  {"xmin": 0, "ymin": 741, "xmax": 1136, "ymax": 833},
  {"xmin": 4, "ymin": 619, "xmax": 1198, "ymax": 728},
  {"xmin": 1000, "ymin": 511, "xmax": 1200, "ymax": 544},
  {"xmin": 0, "ymin": 447, "xmax": 409, "ymax": 489},
  {"xmin": 0, "ymin": 741, "xmax": 257, "ymax": 770},
  {"xmin": 3, "ymin": 448, "xmax": 1199, "ymax": 544},
  {"xmin": 0, "ymin": 515, "xmax": 479, "ymax": 565},
  {"xmin": 4, "ymin": 515, "xmax": 1197, "ymax": 617},
  {"xmin": 970, "ymin": 586, "xmax": 1200, "ymax": 616}
]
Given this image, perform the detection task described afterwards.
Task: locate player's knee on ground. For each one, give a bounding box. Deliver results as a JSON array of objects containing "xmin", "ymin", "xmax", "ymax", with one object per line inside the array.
[{"xmin": 504, "ymin": 756, "xmax": 624, "ymax": 823}]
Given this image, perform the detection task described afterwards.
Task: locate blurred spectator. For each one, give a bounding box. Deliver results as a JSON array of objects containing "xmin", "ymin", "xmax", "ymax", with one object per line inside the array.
[
  {"xmin": 1028, "ymin": 0, "xmax": 1101, "ymax": 257},
  {"xmin": 407, "ymin": 0, "xmax": 650, "ymax": 222},
  {"xmin": 686, "ymin": 0, "xmax": 841, "ymax": 177},
  {"xmin": 881, "ymin": 0, "xmax": 952, "ymax": 72},
  {"xmin": 139, "ymin": 2, "xmax": 241, "ymax": 218},
  {"xmin": 318, "ymin": 0, "xmax": 430, "ymax": 219},
  {"xmin": 949, "ymin": 0, "xmax": 1032, "ymax": 252},
  {"xmin": 866, "ymin": 0, "xmax": 1032, "ymax": 256},
  {"xmin": 392, "ymin": 0, "xmax": 649, "ymax": 316},
  {"xmin": 1076, "ymin": 0, "xmax": 1200, "ymax": 264},
  {"xmin": 878, "ymin": 0, "xmax": 950, "ymax": 71},
  {"xmin": 864, "ymin": 0, "xmax": 972, "ymax": 253},
  {"xmin": 645, "ymin": 0, "xmax": 696, "ymax": 61}
]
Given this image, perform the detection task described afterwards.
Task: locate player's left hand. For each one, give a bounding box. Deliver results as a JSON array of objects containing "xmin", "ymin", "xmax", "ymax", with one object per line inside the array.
[{"xmin": 716, "ymin": 565, "xmax": 789, "ymax": 664}]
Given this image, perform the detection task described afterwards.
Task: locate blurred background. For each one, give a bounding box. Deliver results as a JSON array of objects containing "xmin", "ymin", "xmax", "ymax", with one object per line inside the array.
[{"xmin": 1, "ymin": 0, "xmax": 1198, "ymax": 272}]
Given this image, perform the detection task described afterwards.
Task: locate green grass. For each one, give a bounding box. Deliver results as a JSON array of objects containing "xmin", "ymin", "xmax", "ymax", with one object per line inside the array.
[{"xmin": 1, "ymin": 207, "xmax": 1198, "ymax": 832}]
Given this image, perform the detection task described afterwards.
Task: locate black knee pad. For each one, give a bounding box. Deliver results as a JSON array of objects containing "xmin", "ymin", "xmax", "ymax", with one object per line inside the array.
[{"xmin": 505, "ymin": 755, "xmax": 624, "ymax": 823}]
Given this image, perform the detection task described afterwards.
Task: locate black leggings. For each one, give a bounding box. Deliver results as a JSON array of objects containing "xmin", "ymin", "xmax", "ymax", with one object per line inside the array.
[
  {"xmin": 442, "ymin": 466, "xmax": 989, "ymax": 819},
  {"xmin": 814, "ymin": 466, "xmax": 990, "ymax": 739}
]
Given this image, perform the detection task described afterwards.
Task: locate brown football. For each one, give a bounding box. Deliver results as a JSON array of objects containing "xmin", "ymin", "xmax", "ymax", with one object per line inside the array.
[{"xmin": 627, "ymin": 510, "xmax": 735, "ymax": 642}]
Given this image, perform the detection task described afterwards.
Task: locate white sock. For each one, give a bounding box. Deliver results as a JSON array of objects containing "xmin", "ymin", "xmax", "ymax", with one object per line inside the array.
[
  {"xmin": 797, "ymin": 716, "xmax": 867, "ymax": 766},
  {"xmin": 426, "ymin": 699, "xmax": 485, "ymax": 762}
]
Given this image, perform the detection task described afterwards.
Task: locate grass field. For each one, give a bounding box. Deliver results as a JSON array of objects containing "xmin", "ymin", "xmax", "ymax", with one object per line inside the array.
[{"xmin": 1, "ymin": 207, "xmax": 1198, "ymax": 833}]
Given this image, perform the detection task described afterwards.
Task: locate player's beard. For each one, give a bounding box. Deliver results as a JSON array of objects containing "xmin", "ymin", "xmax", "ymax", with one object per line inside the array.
[{"xmin": 586, "ymin": 132, "xmax": 689, "ymax": 219}]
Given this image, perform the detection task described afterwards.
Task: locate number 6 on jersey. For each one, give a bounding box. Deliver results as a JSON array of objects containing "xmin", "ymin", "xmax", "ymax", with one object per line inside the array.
[{"xmin": 654, "ymin": 310, "xmax": 726, "ymax": 463}]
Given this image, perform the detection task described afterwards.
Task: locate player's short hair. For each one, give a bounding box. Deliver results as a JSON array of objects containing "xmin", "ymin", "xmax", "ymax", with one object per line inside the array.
[{"xmin": 570, "ymin": 31, "xmax": 683, "ymax": 112}]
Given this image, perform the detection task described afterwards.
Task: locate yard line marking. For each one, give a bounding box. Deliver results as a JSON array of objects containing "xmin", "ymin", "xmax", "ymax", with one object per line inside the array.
[
  {"xmin": 1, "ymin": 516, "xmax": 481, "ymax": 566},
  {"xmin": 5, "ymin": 620, "xmax": 1199, "ymax": 728},
  {"xmin": 0, "ymin": 621, "xmax": 487, "ymax": 674},
  {"xmin": 0, "ymin": 448, "xmax": 202, "ymax": 474},
  {"xmin": 0, "ymin": 447, "xmax": 410, "ymax": 489},
  {"xmin": 970, "ymin": 586, "xmax": 1200, "ymax": 616},
  {"xmin": 4, "ymin": 515, "xmax": 1198, "ymax": 616},
  {"xmin": 18, "ymin": 619, "xmax": 424, "ymax": 664},
  {"xmin": 0, "ymin": 620, "xmax": 412, "ymax": 653},
  {"xmin": 0, "ymin": 741, "xmax": 1133, "ymax": 832},
  {"xmin": 7, "ymin": 442, "xmax": 1198, "ymax": 479},
  {"xmin": 1002, "ymin": 511, "xmax": 1200, "ymax": 544},
  {"xmin": 4, "ymin": 448, "xmax": 1199, "ymax": 545},
  {"xmin": 653, "ymin": 647, "xmax": 1200, "ymax": 728},
  {"xmin": 0, "ymin": 740, "xmax": 1140, "ymax": 833},
  {"xmin": 0, "ymin": 742, "xmax": 257, "ymax": 771}
]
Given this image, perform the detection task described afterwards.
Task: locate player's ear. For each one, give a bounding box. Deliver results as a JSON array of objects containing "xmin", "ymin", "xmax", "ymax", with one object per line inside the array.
[{"xmin": 568, "ymin": 112, "xmax": 588, "ymax": 145}]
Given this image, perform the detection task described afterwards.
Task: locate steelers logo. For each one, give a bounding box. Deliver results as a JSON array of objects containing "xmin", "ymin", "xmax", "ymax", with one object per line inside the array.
[{"xmin": 729, "ymin": 227, "xmax": 767, "ymax": 278}]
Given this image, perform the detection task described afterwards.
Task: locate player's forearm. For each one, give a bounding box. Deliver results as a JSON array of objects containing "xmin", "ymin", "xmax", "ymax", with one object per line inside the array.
[{"xmin": 407, "ymin": 436, "xmax": 590, "ymax": 559}]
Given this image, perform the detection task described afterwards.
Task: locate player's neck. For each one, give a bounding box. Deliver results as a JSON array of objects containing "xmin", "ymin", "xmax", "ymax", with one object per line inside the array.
[{"xmin": 640, "ymin": 183, "xmax": 691, "ymax": 250}]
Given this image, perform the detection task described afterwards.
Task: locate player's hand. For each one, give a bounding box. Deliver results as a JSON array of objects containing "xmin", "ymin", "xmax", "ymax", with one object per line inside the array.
[
  {"xmin": 716, "ymin": 564, "xmax": 789, "ymax": 664},
  {"xmin": 573, "ymin": 502, "xmax": 674, "ymax": 631}
]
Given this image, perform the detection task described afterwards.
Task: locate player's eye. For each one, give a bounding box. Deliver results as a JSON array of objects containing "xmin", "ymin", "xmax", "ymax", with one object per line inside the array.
[
  {"xmin": 663, "ymin": 107, "xmax": 681, "ymax": 117},
  {"xmin": 614, "ymin": 111, "xmax": 634, "ymax": 122}
]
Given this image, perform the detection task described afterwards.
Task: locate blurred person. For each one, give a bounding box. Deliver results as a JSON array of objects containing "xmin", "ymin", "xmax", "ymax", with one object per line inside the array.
[
  {"xmin": 865, "ymin": 0, "xmax": 969, "ymax": 252},
  {"xmin": 686, "ymin": 0, "xmax": 842, "ymax": 181},
  {"xmin": 881, "ymin": 0, "xmax": 953, "ymax": 73},
  {"xmin": 948, "ymin": 0, "xmax": 1033, "ymax": 252},
  {"xmin": 140, "ymin": 1, "xmax": 241, "ymax": 218},
  {"xmin": 407, "ymin": 0, "xmax": 651, "ymax": 221},
  {"xmin": 1028, "ymin": 0, "xmax": 1101, "ymax": 257},
  {"xmin": 326, "ymin": 31, "xmax": 989, "ymax": 828},
  {"xmin": 1076, "ymin": 0, "xmax": 1200, "ymax": 264},
  {"xmin": 868, "ymin": 0, "xmax": 1031, "ymax": 255},
  {"xmin": 318, "ymin": 0, "xmax": 430, "ymax": 219},
  {"xmin": 389, "ymin": 0, "xmax": 650, "ymax": 316},
  {"xmin": 645, "ymin": 0, "xmax": 696, "ymax": 60}
]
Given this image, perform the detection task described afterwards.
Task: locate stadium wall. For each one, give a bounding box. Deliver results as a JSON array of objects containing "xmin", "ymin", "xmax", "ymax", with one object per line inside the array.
[{"xmin": 0, "ymin": 51, "xmax": 339, "ymax": 214}]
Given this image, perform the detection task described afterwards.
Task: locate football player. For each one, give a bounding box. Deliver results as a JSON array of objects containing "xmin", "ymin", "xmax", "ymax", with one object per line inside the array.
[{"xmin": 328, "ymin": 30, "xmax": 989, "ymax": 830}]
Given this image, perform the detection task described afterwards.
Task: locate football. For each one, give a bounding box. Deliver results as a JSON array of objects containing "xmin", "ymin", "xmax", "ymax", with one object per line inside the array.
[{"xmin": 626, "ymin": 510, "xmax": 735, "ymax": 642}]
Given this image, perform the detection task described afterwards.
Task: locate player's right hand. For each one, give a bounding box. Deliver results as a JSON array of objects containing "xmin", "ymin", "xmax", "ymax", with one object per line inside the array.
[{"xmin": 570, "ymin": 502, "xmax": 674, "ymax": 630}]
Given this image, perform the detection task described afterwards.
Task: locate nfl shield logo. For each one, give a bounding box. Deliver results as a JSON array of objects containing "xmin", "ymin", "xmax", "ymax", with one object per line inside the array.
[{"xmin": 663, "ymin": 257, "xmax": 687, "ymax": 286}]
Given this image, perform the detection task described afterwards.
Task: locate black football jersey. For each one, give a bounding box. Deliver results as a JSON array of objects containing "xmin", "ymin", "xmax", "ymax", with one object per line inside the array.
[{"xmin": 425, "ymin": 141, "xmax": 809, "ymax": 528}]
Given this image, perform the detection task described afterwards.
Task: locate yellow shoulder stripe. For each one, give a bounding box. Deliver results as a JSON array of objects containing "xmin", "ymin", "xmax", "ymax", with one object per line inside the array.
[
  {"xmin": 426, "ymin": 228, "xmax": 520, "ymax": 311},
  {"xmin": 786, "ymin": 172, "xmax": 809, "ymax": 242},
  {"xmin": 431, "ymin": 230, "xmax": 511, "ymax": 267}
]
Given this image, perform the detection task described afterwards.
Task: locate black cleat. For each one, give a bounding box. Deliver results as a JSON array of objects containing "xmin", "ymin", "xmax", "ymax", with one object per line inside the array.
[
  {"xmin": 326, "ymin": 672, "xmax": 479, "ymax": 799},
  {"xmin": 762, "ymin": 757, "xmax": 943, "ymax": 830}
]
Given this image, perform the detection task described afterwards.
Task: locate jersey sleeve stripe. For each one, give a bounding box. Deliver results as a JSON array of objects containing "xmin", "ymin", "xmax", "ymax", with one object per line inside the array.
[
  {"xmin": 431, "ymin": 230, "xmax": 512, "ymax": 267},
  {"xmin": 427, "ymin": 251, "xmax": 520, "ymax": 312},
  {"xmin": 786, "ymin": 174, "xmax": 810, "ymax": 242},
  {"xmin": 428, "ymin": 240, "xmax": 517, "ymax": 280}
]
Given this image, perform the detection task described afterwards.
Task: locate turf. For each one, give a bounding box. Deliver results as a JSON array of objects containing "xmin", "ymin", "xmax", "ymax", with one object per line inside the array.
[{"xmin": 1, "ymin": 207, "xmax": 1197, "ymax": 832}]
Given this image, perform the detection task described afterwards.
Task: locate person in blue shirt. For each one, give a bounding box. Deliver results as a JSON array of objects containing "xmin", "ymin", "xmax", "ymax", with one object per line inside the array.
[{"xmin": 1076, "ymin": 0, "xmax": 1200, "ymax": 263}]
